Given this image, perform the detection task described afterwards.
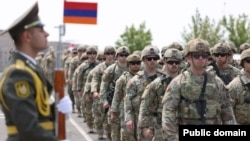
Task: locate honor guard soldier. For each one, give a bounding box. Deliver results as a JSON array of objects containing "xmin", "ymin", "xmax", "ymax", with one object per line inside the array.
[{"xmin": 0, "ymin": 2, "xmax": 72, "ymax": 141}]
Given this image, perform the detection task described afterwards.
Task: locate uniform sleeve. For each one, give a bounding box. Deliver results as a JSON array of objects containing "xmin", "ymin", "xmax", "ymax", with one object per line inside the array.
[
  {"xmin": 91, "ymin": 66, "xmax": 101, "ymax": 93},
  {"xmin": 76, "ymin": 64, "xmax": 84, "ymax": 91},
  {"xmin": 2, "ymin": 69, "xmax": 57, "ymax": 141},
  {"xmin": 217, "ymin": 77, "xmax": 235, "ymax": 123},
  {"xmin": 111, "ymin": 74, "xmax": 125, "ymax": 112},
  {"xmin": 99, "ymin": 67, "xmax": 113, "ymax": 104},
  {"xmin": 138, "ymin": 82, "xmax": 155, "ymax": 127},
  {"xmin": 124, "ymin": 77, "xmax": 137, "ymax": 121},
  {"xmin": 162, "ymin": 78, "xmax": 181, "ymax": 141}
]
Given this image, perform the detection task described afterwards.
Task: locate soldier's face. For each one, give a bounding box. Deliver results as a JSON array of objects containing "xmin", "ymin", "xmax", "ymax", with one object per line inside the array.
[
  {"xmin": 143, "ymin": 55, "xmax": 158, "ymax": 69},
  {"xmin": 214, "ymin": 53, "xmax": 228, "ymax": 66},
  {"xmin": 28, "ymin": 27, "xmax": 49, "ymax": 52},
  {"xmin": 117, "ymin": 53, "xmax": 129, "ymax": 63},
  {"xmin": 165, "ymin": 59, "xmax": 180, "ymax": 73},
  {"xmin": 188, "ymin": 52, "xmax": 208, "ymax": 69},
  {"xmin": 243, "ymin": 58, "xmax": 250, "ymax": 73}
]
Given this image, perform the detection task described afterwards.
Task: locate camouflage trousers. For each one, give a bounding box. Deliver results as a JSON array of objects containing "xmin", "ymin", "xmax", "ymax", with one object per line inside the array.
[
  {"xmin": 92, "ymin": 98, "xmax": 104, "ymax": 136},
  {"xmin": 67, "ymin": 85, "xmax": 75, "ymax": 110},
  {"xmin": 82, "ymin": 93, "xmax": 94, "ymax": 128},
  {"xmin": 121, "ymin": 125, "xmax": 136, "ymax": 141},
  {"xmin": 73, "ymin": 91, "xmax": 84, "ymax": 118},
  {"xmin": 151, "ymin": 118, "xmax": 167, "ymax": 141},
  {"xmin": 108, "ymin": 111, "xmax": 121, "ymax": 141}
]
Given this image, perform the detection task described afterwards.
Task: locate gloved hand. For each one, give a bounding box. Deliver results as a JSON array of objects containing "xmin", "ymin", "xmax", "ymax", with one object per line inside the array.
[{"xmin": 57, "ymin": 96, "xmax": 72, "ymax": 114}]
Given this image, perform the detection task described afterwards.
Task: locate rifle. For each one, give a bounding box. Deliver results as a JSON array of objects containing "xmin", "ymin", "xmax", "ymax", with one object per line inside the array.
[
  {"xmin": 209, "ymin": 61, "xmax": 231, "ymax": 85},
  {"xmin": 104, "ymin": 65, "xmax": 116, "ymax": 114}
]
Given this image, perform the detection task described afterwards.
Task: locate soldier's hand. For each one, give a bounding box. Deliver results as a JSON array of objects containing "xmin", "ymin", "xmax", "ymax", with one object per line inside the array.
[
  {"xmin": 103, "ymin": 101, "xmax": 110, "ymax": 108},
  {"xmin": 77, "ymin": 91, "xmax": 82, "ymax": 97},
  {"xmin": 110, "ymin": 111, "xmax": 116, "ymax": 121},
  {"xmin": 142, "ymin": 128, "xmax": 153, "ymax": 139},
  {"xmin": 93, "ymin": 92, "xmax": 99, "ymax": 98},
  {"xmin": 126, "ymin": 120, "xmax": 134, "ymax": 130},
  {"xmin": 85, "ymin": 95, "xmax": 90, "ymax": 102}
]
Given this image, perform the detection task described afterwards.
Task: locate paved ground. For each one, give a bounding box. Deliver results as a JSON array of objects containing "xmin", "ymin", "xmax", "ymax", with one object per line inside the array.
[{"xmin": 0, "ymin": 106, "xmax": 106, "ymax": 141}]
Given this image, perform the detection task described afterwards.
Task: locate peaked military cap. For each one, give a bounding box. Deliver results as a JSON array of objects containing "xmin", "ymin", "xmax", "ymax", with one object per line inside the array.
[{"xmin": 0, "ymin": 1, "xmax": 44, "ymax": 39}]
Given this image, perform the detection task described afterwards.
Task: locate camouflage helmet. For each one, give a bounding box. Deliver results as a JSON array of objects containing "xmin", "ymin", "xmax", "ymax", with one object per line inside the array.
[
  {"xmin": 167, "ymin": 42, "xmax": 183, "ymax": 51},
  {"xmin": 133, "ymin": 50, "xmax": 142, "ymax": 57},
  {"xmin": 164, "ymin": 48, "xmax": 183, "ymax": 61},
  {"xmin": 116, "ymin": 46, "xmax": 130, "ymax": 56},
  {"xmin": 212, "ymin": 42, "xmax": 230, "ymax": 54},
  {"xmin": 126, "ymin": 54, "xmax": 140, "ymax": 62},
  {"xmin": 71, "ymin": 47, "xmax": 77, "ymax": 53},
  {"xmin": 184, "ymin": 38, "xmax": 210, "ymax": 56},
  {"xmin": 240, "ymin": 48, "xmax": 250, "ymax": 67},
  {"xmin": 104, "ymin": 45, "xmax": 116, "ymax": 53},
  {"xmin": 97, "ymin": 50, "xmax": 105, "ymax": 59},
  {"xmin": 77, "ymin": 44, "xmax": 87, "ymax": 52},
  {"xmin": 226, "ymin": 41, "xmax": 237, "ymax": 53},
  {"xmin": 141, "ymin": 45, "xmax": 160, "ymax": 60},
  {"xmin": 86, "ymin": 46, "xmax": 97, "ymax": 53},
  {"xmin": 239, "ymin": 43, "xmax": 250, "ymax": 53},
  {"xmin": 161, "ymin": 46, "xmax": 168, "ymax": 57}
]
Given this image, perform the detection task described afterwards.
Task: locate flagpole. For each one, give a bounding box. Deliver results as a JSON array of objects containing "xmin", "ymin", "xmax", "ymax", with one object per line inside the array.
[{"xmin": 54, "ymin": 24, "xmax": 66, "ymax": 140}]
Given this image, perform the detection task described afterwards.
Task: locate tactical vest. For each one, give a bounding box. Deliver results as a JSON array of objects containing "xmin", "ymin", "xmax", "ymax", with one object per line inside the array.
[{"xmin": 178, "ymin": 71, "xmax": 222, "ymax": 124}]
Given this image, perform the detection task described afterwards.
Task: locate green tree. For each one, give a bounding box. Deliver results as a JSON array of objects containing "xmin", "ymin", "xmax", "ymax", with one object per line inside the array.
[
  {"xmin": 115, "ymin": 22, "xmax": 152, "ymax": 53},
  {"xmin": 181, "ymin": 9, "xmax": 223, "ymax": 47},
  {"xmin": 221, "ymin": 14, "xmax": 250, "ymax": 48}
]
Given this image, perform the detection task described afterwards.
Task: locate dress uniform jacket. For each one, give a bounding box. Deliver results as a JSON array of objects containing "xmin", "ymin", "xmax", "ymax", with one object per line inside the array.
[{"xmin": 0, "ymin": 52, "xmax": 57, "ymax": 141}]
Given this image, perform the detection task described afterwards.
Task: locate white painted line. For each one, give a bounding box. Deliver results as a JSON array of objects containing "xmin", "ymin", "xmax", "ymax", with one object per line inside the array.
[{"xmin": 68, "ymin": 116, "xmax": 93, "ymax": 141}]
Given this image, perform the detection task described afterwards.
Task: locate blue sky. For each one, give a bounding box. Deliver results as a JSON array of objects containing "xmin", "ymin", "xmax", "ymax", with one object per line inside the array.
[{"xmin": 0, "ymin": 0, "xmax": 249, "ymax": 50}]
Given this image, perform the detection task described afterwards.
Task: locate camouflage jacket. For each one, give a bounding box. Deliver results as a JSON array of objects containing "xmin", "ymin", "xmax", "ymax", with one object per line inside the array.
[
  {"xmin": 124, "ymin": 70, "xmax": 163, "ymax": 122},
  {"xmin": 227, "ymin": 72, "xmax": 250, "ymax": 124},
  {"xmin": 162, "ymin": 68, "xmax": 235, "ymax": 141},
  {"xmin": 100, "ymin": 62, "xmax": 128, "ymax": 104}
]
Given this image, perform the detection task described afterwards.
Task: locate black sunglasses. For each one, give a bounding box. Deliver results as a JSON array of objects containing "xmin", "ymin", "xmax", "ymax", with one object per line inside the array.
[
  {"xmin": 191, "ymin": 53, "xmax": 209, "ymax": 59},
  {"xmin": 244, "ymin": 58, "xmax": 250, "ymax": 63},
  {"xmin": 119, "ymin": 53, "xmax": 129, "ymax": 57},
  {"xmin": 145, "ymin": 57, "xmax": 158, "ymax": 61},
  {"xmin": 105, "ymin": 52, "xmax": 115, "ymax": 55},
  {"xmin": 87, "ymin": 52, "xmax": 97, "ymax": 55},
  {"xmin": 213, "ymin": 53, "xmax": 227, "ymax": 57},
  {"xmin": 73, "ymin": 52, "xmax": 77, "ymax": 55},
  {"xmin": 129, "ymin": 61, "xmax": 141, "ymax": 65},
  {"xmin": 166, "ymin": 60, "xmax": 180, "ymax": 65},
  {"xmin": 98, "ymin": 58, "xmax": 106, "ymax": 61}
]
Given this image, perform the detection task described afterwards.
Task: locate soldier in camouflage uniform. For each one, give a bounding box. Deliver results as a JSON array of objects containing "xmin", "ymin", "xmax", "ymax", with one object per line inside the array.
[
  {"xmin": 162, "ymin": 38, "xmax": 236, "ymax": 141},
  {"xmin": 76, "ymin": 46, "xmax": 98, "ymax": 131},
  {"xmin": 71, "ymin": 52, "xmax": 88, "ymax": 116},
  {"xmin": 62, "ymin": 49, "xmax": 70, "ymax": 68},
  {"xmin": 100, "ymin": 46, "xmax": 130, "ymax": 141},
  {"xmin": 110, "ymin": 54, "xmax": 141, "ymax": 141},
  {"xmin": 35, "ymin": 51, "xmax": 45, "ymax": 68},
  {"xmin": 68, "ymin": 45, "xmax": 86, "ymax": 115},
  {"xmin": 64, "ymin": 48, "xmax": 78, "ymax": 112},
  {"xmin": 125, "ymin": 45, "xmax": 163, "ymax": 141},
  {"xmin": 210, "ymin": 42, "xmax": 241, "ymax": 85},
  {"xmin": 91, "ymin": 45, "xmax": 116, "ymax": 139},
  {"xmin": 83, "ymin": 51, "xmax": 106, "ymax": 132},
  {"xmin": 138, "ymin": 48, "xmax": 182, "ymax": 141},
  {"xmin": 227, "ymin": 48, "xmax": 250, "ymax": 124},
  {"xmin": 226, "ymin": 41, "xmax": 241, "ymax": 69},
  {"xmin": 44, "ymin": 47, "xmax": 56, "ymax": 86}
]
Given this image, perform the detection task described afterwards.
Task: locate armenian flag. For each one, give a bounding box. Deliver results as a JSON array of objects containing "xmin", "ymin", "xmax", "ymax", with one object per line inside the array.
[{"xmin": 63, "ymin": 1, "xmax": 98, "ymax": 25}]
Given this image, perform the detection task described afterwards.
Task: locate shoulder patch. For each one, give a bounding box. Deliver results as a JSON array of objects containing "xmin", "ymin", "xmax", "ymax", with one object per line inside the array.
[{"xmin": 15, "ymin": 81, "xmax": 30, "ymax": 98}]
